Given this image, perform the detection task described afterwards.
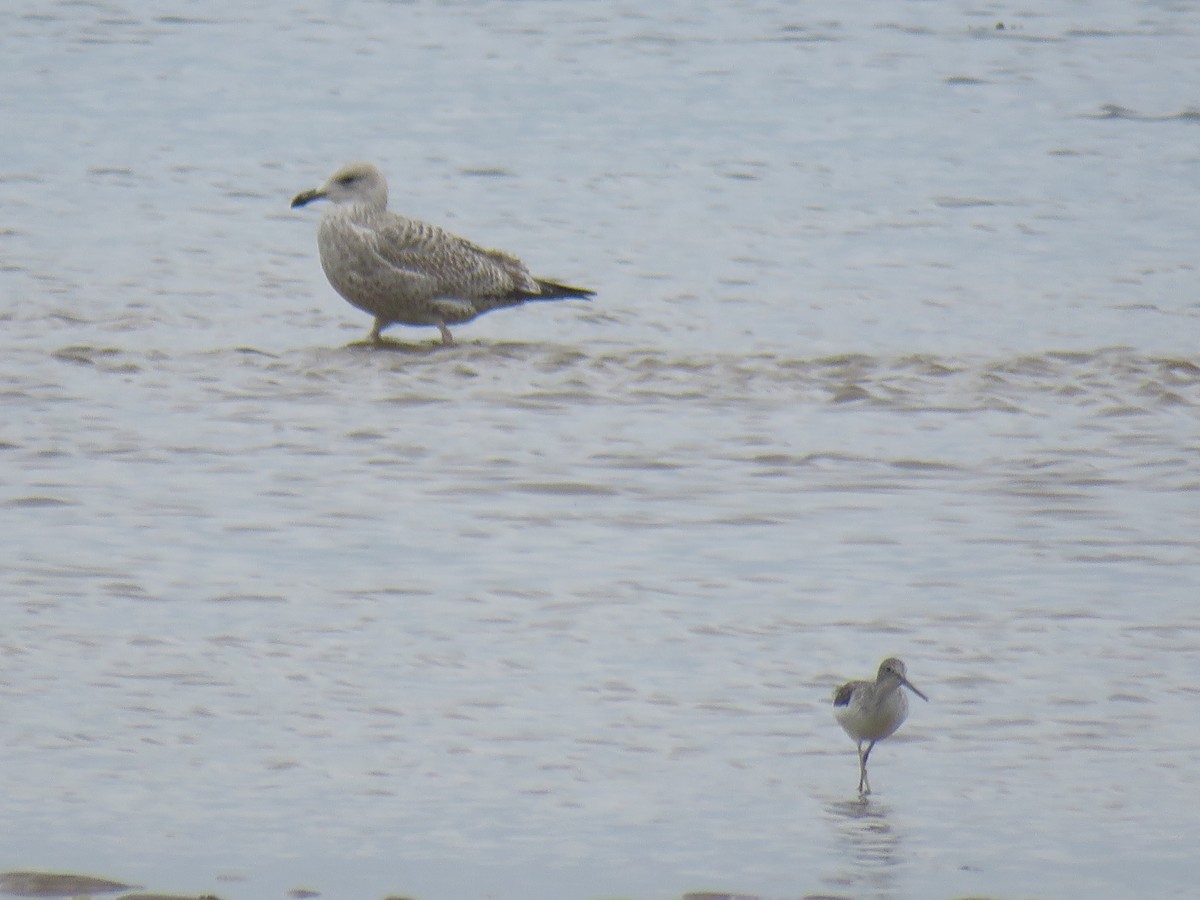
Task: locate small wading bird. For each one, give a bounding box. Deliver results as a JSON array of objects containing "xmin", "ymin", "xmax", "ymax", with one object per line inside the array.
[
  {"xmin": 833, "ymin": 657, "xmax": 928, "ymax": 795},
  {"xmin": 291, "ymin": 162, "xmax": 594, "ymax": 345}
]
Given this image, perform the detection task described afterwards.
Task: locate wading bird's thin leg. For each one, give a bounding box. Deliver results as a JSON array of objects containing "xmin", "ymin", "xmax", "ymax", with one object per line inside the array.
[{"xmin": 859, "ymin": 740, "xmax": 877, "ymax": 795}]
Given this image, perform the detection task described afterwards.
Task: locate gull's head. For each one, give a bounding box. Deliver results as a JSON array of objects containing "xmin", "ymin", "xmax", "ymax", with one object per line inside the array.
[
  {"xmin": 878, "ymin": 657, "xmax": 928, "ymax": 701},
  {"xmin": 291, "ymin": 161, "xmax": 388, "ymax": 210}
]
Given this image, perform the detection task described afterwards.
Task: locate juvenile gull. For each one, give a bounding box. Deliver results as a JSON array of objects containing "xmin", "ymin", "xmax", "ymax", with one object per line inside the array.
[{"xmin": 291, "ymin": 162, "xmax": 594, "ymax": 345}]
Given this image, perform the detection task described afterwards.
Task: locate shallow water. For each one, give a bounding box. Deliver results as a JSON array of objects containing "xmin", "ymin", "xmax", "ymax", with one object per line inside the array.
[{"xmin": 3, "ymin": 2, "xmax": 1200, "ymax": 899}]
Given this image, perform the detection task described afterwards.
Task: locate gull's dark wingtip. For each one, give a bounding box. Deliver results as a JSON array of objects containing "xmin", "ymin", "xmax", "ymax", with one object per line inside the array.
[{"xmin": 535, "ymin": 279, "xmax": 596, "ymax": 301}]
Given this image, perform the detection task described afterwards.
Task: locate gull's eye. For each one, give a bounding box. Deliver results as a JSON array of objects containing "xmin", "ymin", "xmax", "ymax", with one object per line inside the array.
[{"xmin": 336, "ymin": 175, "xmax": 358, "ymax": 186}]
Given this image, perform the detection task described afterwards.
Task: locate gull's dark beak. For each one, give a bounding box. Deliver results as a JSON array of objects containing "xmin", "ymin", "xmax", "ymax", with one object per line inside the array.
[{"xmin": 290, "ymin": 188, "xmax": 326, "ymax": 209}]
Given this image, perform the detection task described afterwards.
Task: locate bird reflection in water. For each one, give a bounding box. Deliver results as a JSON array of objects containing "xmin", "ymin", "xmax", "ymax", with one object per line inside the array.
[{"xmin": 819, "ymin": 798, "xmax": 904, "ymax": 897}]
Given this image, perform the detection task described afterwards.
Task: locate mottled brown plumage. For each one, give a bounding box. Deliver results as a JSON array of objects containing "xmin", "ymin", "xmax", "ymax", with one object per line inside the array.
[{"xmin": 291, "ymin": 162, "xmax": 593, "ymax": 344}]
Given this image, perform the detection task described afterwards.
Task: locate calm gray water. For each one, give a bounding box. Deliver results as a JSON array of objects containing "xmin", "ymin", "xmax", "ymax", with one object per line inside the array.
[{"xmin": 3, "ymin": 2, "xmax": 1199, "ymax": 899}]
